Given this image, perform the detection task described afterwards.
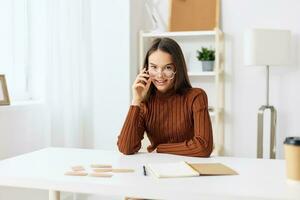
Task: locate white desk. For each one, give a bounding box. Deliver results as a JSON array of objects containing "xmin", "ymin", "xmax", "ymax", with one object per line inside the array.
[{"xmin": 0, "ymin": 148, "xmax": 299, "ymax": 200}]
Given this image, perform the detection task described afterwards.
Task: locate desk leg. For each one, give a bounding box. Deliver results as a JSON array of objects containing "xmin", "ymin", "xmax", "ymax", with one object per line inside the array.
[{"xmin": 49, "ymin": 190, "xmax": 60, "ymax": 200}]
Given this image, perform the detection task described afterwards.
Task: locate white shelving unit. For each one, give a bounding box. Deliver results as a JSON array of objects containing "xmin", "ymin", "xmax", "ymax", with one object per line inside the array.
[
  {"xmin": 188, "ymin": 71, "xmax": 216, "ymax": 77},
  {"xmin": 141, "ymin": 30, "xmax": 216, "ymax": 38},
  {"xmin": 139, "ymin": 29, "xmax": 225, "ymax": 155}
]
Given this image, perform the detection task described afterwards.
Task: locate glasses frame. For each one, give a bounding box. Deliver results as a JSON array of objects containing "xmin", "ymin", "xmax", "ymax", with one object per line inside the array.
[{"xmin": 147, "ymin": 65, "xmax": 177, "ymax": 80}]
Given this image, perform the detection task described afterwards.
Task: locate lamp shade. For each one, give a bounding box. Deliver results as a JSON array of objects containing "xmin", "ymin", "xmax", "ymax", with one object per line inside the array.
[{"xmin": 244, "ymin": 29, "xmax": 291, "ymax": 66}]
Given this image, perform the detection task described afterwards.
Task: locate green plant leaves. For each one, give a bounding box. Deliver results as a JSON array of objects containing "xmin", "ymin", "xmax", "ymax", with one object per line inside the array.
[{"xmin": 196, "ymin": 47, "xmax": 215, "ymax": 61}]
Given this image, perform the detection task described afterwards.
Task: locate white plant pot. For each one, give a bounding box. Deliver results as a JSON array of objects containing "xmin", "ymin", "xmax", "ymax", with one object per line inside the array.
[{"xmin": 201, "ymin": 61, "xmax": 214, "ymax": 71}]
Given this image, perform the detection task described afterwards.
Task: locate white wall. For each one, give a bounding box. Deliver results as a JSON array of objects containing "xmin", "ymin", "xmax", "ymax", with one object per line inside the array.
[
  {"xmin": 222, "ymin": 0, "xmax": 300, "ymax": 158},
  {"xmin": 91, "ymin": 0, "xmax": 131, "ymax": 150},
  {"xmin": 0, "ymin": 103, "xmax": 50, "ymax": 159},
  {"xmin": 130, "ymin": 0, "xmax": 150, "ymax": 92}
]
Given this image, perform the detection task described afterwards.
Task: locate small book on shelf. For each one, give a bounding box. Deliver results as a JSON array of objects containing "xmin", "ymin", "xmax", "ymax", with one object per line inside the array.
[{"xmin": 146, "ymin": 161, "xmax": 238, "ymax": 178}]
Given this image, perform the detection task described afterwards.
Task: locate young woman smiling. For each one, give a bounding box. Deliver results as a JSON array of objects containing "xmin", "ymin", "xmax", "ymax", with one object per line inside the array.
[{"xmin": 117, "ymin": 37, "xmax": 213, "ymax": 157}]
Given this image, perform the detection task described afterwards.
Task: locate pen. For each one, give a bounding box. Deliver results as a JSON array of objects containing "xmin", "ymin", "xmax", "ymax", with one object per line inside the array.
[{"xmin": 143, "ymin": 165, "xmax": 147, "ymax": 176}]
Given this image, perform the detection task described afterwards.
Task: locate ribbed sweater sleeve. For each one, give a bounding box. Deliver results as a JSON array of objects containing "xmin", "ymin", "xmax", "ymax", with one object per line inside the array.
[
  {"xmin": 156, "ymin": 91, "xmax": 213, "ymax": 157},
  {"xmin": 117, "ymin": 105, "xmax": 145, "ymax": 155}
]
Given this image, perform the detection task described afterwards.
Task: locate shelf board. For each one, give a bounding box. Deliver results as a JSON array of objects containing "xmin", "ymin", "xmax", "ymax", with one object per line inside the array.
[
  {"xmin": 188, "ymin": 71, "xmax": 216, "ymax": 76},
  {"xmin": 141, "ymin": 30, "xmax": 216, "ymax": 38}
]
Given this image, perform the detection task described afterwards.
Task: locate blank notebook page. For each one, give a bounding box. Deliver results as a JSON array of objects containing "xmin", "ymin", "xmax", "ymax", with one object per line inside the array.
[{"xmin": 147, "ymin": 161, "xmax": 199, "ymax": 178}]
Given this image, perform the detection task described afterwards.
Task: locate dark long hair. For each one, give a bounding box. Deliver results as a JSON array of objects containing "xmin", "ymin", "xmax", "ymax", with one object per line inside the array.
[{"xmin": 143, "ymin": 37, "xmax": 192, "ymax": 101}]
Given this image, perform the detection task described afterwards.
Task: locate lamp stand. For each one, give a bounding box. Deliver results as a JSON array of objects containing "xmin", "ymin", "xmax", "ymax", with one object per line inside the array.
[{"xmin": 257, "ymin": 65, "xmax": 277, "ymax": 159}]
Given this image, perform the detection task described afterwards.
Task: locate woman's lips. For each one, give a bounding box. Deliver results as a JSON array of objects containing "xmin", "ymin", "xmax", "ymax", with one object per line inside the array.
[{"xmin": 154, "ymin": 80, "xmax": 167, "ymax": 86}]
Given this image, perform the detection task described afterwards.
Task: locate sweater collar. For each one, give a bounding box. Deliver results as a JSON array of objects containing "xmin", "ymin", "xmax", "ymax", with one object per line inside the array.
[{"xmin": 155, "ymin": 89, "xmax": 176, "ymax": 99}]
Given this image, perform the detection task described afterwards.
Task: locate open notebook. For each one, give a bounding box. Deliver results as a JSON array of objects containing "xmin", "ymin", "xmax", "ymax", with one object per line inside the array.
[{"xmin": 146, "ymin": 161, "xmax": 238, "ymax": 178}]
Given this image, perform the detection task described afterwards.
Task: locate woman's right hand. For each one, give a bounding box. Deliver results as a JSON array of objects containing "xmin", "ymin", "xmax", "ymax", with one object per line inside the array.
[{"xmin": 132, "ymin": 68, "xmax": 151, "ymax": 106}]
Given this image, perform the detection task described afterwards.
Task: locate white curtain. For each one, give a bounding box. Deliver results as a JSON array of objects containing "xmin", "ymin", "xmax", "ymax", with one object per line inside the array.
[{"xmin": 43, "ymin": 0, "xmax": 93, "ymax": 148}]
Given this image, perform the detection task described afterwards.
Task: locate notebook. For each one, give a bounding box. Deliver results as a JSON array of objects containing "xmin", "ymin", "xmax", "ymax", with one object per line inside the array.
[{"xmin": 146, "ymin": 162, "xmax": 238, "ymax": 178}]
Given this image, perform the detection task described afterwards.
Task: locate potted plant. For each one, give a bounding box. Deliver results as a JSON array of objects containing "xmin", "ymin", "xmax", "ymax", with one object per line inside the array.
[{"xmin": 196, "ymin": 47, "xmax": 215, "ymax": 71}]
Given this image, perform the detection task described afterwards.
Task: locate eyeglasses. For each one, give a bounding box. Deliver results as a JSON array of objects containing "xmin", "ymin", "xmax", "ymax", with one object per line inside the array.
[{"xmin": 148, "ymin": 64, "xmax": 176, "ymax": 79}]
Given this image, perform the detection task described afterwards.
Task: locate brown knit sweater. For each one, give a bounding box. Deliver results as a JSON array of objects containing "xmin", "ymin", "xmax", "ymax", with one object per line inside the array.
[{"xmin": 117, "ymin": 88, "xmax": 213, "ymax": 157}]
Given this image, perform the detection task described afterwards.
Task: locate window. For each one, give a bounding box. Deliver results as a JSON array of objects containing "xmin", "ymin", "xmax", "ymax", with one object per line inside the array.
[{"xmin": 0, "ymin": 0, "xmax": 30, "ymax": 101}]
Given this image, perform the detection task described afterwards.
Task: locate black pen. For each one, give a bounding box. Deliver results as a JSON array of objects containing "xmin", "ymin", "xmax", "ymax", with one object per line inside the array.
[{"xmin": 143, "ymin": 165, "xmax": 147, "ymax": 176}]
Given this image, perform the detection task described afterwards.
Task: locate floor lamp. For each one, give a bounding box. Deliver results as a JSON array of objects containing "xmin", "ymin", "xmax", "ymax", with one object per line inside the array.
[{"xmin": 244, "ymin": 29, "xmax": 291, "ymax": 159}]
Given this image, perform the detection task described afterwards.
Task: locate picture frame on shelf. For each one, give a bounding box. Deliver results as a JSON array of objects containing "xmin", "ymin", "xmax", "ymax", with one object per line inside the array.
[{"xmin": 0, "ymin": 74, "xmax": 10, "ymax": 105}]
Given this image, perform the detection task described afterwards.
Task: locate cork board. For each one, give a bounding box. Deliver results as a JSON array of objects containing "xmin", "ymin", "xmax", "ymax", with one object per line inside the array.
[{"xmin": 168, "ymin": 0, "xmax": 219, "ymax": 31}]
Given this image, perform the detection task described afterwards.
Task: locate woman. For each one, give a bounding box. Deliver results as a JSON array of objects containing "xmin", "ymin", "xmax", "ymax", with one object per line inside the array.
[{"xmin": 117, "ymin": 37, "xmax": 213, "ymax": 157}]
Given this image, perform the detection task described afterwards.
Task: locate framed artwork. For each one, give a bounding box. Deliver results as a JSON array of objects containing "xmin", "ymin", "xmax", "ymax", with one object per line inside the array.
[
  {"xmin": 168, "ymin": 0, "xmax": 220, "ymax": 31},
  {"xmin": 0, "ymin": 74, "xmax": 10, "ymax": 105}
]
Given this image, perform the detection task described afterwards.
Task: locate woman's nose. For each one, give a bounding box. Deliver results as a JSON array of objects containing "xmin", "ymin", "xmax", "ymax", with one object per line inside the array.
[{"xmin": 157, "ymin": 69, "xmax": 163, "ymax": 78}]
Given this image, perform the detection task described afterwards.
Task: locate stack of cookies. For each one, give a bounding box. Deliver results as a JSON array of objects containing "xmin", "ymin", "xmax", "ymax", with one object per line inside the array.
[{"xmin": 65, "ymin": 164, "xmax": 134, "ymax": 178}]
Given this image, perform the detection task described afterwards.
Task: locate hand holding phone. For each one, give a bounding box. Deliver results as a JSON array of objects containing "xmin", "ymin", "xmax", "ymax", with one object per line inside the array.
[{"xmin": 132, "ymin": 68, "xmax": 151, "ymax": 106}]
